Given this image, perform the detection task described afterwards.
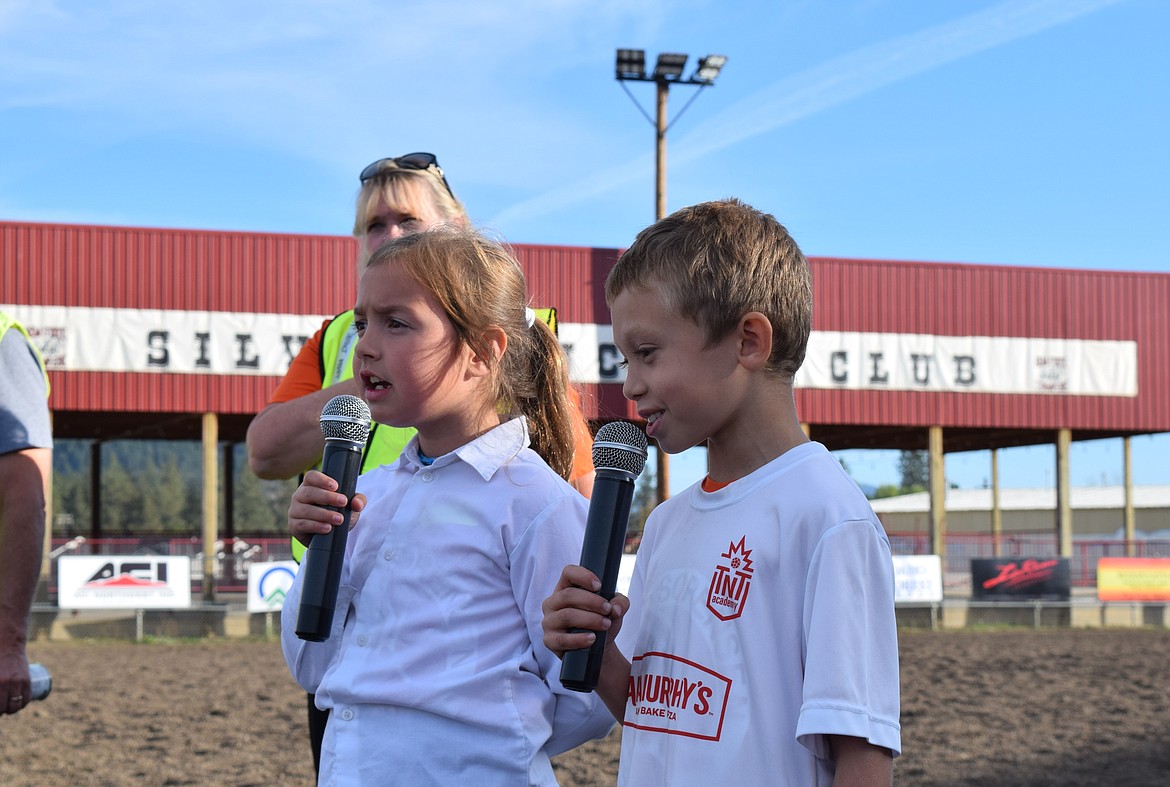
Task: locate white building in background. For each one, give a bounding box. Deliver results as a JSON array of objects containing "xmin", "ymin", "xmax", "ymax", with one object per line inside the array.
[{"xmin": 870, "ymin": 485, "xmax": 1170, "ymax": 539}]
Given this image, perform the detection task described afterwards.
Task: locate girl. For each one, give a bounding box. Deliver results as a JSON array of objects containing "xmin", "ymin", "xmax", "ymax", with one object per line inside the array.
[{"xmin": 281, "ymin": 228, "xmax": 613, "ymax": 786}]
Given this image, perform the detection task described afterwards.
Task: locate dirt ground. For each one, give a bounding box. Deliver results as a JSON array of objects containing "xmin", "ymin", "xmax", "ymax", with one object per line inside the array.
[{"xmin": 3, "ymin": 628, "xmax": 1170, "ymax": 786}]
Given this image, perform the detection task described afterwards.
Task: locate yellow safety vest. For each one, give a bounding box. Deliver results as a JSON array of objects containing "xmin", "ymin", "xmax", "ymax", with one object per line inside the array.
[{"xmin": 0, "ymin": 311, "xmax": 50, "ymax": 396}]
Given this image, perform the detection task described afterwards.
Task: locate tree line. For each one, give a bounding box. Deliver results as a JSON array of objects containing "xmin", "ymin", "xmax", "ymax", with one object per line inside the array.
[
  {"xmin": 51, "ymin": 440, "xmax": 297, "ymax": 537},
  {"xmin": 50, "ymin": 439, "xmax": 929, "ymax": 540}
]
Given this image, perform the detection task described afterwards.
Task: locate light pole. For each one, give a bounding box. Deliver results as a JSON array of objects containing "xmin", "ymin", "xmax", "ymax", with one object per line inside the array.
[{"xmin": 615, "ymin": 48, "xmax": 727, "ymax": 504}]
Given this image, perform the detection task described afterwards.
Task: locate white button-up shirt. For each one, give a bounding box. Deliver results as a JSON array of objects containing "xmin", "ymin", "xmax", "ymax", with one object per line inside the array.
[{"xmin": 283, "ymin": 417, "xmax": 613, "ymax": 785}]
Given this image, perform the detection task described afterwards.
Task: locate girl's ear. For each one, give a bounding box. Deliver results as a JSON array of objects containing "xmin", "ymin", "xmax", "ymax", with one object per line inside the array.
[
  {"xmin": 737, "ymin": 311, "xmax": 773, "ymax": 371},
  {"xmin": 467, "ymin": 325, "xmax": 508, "ymax": 378}
]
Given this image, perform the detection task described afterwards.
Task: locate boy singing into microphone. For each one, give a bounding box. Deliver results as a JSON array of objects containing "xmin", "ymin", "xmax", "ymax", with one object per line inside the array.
[{"xmin": 542, "ymin": 199, "xmax": 901, "ymax": 786}]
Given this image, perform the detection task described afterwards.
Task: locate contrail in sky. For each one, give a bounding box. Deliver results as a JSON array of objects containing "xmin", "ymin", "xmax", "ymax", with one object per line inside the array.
[{"xmin": 488, "ymin": 0, "xmax": 1126, "ymax": 227}]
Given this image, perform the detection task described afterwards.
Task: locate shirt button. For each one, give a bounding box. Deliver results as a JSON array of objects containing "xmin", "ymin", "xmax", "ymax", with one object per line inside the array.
[
  {"xmin": 340, "ymin": 708, "xmax": 354, "ymax": 721},
  {"xmin": 383, "ymin": 549, "xmax": 395, "ymax": 561},
  {"xmin": 357, "ymin": 634, "xmax": 368, "ymax": 647},
  {"xmin": 421, "ymin": 472, "xmax": 434, "ymax": 483}
]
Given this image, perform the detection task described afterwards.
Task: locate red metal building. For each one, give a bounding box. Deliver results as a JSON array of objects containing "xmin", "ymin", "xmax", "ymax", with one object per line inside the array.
[{"xmin": 4, "ymin": 219, "xmax": 1169, "ymax": 449}]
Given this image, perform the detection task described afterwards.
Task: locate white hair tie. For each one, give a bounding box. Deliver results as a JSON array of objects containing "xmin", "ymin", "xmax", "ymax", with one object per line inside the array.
[{"xmin": 525, "ymin": 307, "xmax": 536, "ymax": 328}]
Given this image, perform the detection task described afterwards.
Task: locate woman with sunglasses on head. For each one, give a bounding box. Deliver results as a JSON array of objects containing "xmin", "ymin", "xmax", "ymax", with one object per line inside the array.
[
  {"xmin": 248, "ymin": 155, "xmax": 595, "ymax": 492},
  {"xmin": 246, "ymin": 155, "xmax": 597, "ymax": 776}
]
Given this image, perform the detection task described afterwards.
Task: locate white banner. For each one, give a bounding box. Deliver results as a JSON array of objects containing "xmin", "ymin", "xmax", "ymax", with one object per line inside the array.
[
  {"xmin": 5, "ymin": 304, "xmax": 1139, "ymax": 395},
  {"xmin": 57, "ymin": 555, "xmax": 192, "ymax": 609},
  {"xmin": 798, "ymin": 332, "xmax": 1137, "ymax": 396},
  {"xmin": 247, "ymin": 560, "xmax": 299, "ymax": 612},
  {"xmin": 3, "ymin": 304, "xmax": 329, "ymax": 376},
  {"xmin": 893, "ymin": 555, "xmax": 944, "ymax": 603}
]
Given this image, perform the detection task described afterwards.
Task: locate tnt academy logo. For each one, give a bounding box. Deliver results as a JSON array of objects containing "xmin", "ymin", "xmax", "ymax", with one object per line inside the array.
[
  {"xmin": 707, "ymin": 537, "xmax": 754, "ymax": 620},
  {"xmin": 625, "ymin": 652, "xmax": 732, "ymax": 741}
]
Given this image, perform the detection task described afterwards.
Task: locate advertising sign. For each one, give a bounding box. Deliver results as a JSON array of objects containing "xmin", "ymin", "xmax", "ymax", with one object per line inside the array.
[
  {"xmin": 58, "ymin": 555, "xmax": 192, "ymax": 609},
  {"xmin": 893, "ymin": 555, "xmax": 944, "ymax": 603},
  {"xmin": 247, "ymin": 561, "xmax": 300, "ymax": 612},
  {"xmin": 971, "ymin": 557, "xmax": 1070, "ymax": 600},
  {"xmin": 1097, "ymin": 557, "xmax": 1170, "ymax": 602}
]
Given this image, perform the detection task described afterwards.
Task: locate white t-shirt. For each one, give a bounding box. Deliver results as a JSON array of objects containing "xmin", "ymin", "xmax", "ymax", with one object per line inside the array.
[
  {"xmin": 615, "ymin": 441, "xmax": 901, "ymax": 786},
  {"xmin": 282, "ymin": 417, "xmax": 613, "ymax": 786}
]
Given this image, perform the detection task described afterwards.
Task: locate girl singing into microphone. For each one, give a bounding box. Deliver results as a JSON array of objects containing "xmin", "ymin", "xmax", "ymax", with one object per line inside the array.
[{"xmin": 281, "ymin": 228, "xmax": 613, "ymax": 785}]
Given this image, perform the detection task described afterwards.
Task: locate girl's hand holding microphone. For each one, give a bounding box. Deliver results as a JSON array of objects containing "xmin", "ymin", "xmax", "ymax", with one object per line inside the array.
[{"xmin": 288, "ymin": 470, "xmax": 367, "ymax": 545}]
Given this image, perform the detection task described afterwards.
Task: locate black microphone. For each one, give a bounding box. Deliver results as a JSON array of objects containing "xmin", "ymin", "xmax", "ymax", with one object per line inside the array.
[
  {"xmin": 295, "ymin": 394, "xmax": 372, "ymax": 642},
  {"xmin": 560, "ymin": 421, "xmax": 648, "ymax": 692}
]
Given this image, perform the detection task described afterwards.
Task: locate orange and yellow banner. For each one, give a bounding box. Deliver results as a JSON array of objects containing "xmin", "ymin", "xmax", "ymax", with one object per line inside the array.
[{"xmin": 1097, "ymin": 557, "xmax": 1170, "ymax": 602}]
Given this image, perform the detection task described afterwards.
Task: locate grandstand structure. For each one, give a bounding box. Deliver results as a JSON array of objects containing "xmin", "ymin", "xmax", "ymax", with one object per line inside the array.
[{"xmin": 4, "ymin": 219, "xmax": 1169, "ymax": 598}]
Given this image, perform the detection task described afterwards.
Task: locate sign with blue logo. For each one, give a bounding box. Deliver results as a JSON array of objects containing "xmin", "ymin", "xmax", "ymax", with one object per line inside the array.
[{"xmin": 247, "ymin": 561, "xmax": 299, "ymax": 612}]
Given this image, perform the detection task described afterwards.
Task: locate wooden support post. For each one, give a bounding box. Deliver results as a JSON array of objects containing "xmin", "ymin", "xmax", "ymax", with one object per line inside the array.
[
  {"xmin": 1056, "ymin": 428, "xmax": 1072, "ymax": 558},
  {"xmin": 991, "ymin": 448, "xmax": 1002, "ymax": 557},
  {"xmin": 1123, "ymin": 437, "xmax": 1135, "ymax": 556},
  {"xmin": 202, "ymin": 413, "xmax": 219, "ymax": 603},
  {"xmin": 929, "ymin": 426, "xmax": 946, "ymax": 559}
]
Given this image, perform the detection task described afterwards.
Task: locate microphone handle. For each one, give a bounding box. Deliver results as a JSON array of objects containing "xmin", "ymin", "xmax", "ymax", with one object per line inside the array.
[
  {"xmin": 560, "ymin": 469, "xmax": 636, "ymax": 692},
  {"xmin": 295, "ymin": 438, "xmax": 364, "ymax": 642}
]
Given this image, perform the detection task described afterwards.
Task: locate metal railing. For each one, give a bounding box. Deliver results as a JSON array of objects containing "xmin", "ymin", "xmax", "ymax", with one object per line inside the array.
[{"xmin": 47, "ymin": 533, "xmax": 1170, "ymax": 596}]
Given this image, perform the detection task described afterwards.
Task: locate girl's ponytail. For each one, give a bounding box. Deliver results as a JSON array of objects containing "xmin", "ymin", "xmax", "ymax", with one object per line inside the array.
[{"xmin": 512, "ymin": 317, "xmax": 576, "ymax": 479}]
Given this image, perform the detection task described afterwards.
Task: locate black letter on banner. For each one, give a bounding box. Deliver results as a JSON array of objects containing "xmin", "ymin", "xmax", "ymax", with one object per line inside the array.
[
  {"xmin": 147, "ymin": 331, "xmax": 170, "ymax": 367},
  {"xmin": 868, "ymin": 352, "xmax": 889, "ymax": 384},
  {"xmin": 955, "ymin": 356, "xmax": 976, "ymax": 386},
  {"xmin": 195, "ymin": 332, "xmax": 211, "ymax": 368},
  {"xmin": 281, "ymin": 335, "xmax": 308, "ymax": 366},
  {"xmin": 831, "ymin": 351, "xmax": 848, "ymax": 384},
  {"xmin": 911, "ymin": 354, "xmax": 932, "ymax": 385},
  {"xmin": 235, "ymin": 334, "xmax": 260, "ymax": 369},
  {"xmin": 599, "ymin": 344, "xmax": 622, "ymax": 379}
]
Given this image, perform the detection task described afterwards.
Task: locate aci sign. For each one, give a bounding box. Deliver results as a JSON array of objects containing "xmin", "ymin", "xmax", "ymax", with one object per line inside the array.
[{"xmin": 58, "ymin": 555, "xmax": 192, "ymax": 609}]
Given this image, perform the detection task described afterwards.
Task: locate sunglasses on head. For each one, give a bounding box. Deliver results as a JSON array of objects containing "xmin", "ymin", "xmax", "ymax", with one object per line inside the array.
[{"xmin": 359, "ymin": 153, "xmax": 455, "ymax": 199}]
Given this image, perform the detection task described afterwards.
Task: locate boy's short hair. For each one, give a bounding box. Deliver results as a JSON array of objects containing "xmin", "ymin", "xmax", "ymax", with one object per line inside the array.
[{"xmin": 605, "ymin": 198, "xmax": 812, "ymax": 380}]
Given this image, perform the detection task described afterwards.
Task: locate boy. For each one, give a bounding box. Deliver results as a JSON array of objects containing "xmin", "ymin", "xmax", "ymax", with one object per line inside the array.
[{"xmin": 542, "ymin": 199, "xmax": 901, "ymax": 785}]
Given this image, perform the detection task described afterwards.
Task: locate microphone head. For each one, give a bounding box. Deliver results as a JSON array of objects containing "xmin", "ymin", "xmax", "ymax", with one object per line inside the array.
[
  {"xmin": 592, "ymin": 421, "xmax": 648, "ymax": 476},
  {"xmin": 320, "ymin": 395, "xmax": 372, "ymax": 443}
]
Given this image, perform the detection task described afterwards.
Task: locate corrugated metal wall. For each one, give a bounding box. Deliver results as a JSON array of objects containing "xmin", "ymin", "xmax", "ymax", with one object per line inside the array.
[
  {"xmin": 802, "ymin": 258, "xmax": 1170, "ymax": 433},
  {"xmin": 4, "ymin": 221, "xmax": 1168, "ymax": 439},
  {"xmin": 2, "ymin": 221, "xmax": 359, "ymax": 313}
]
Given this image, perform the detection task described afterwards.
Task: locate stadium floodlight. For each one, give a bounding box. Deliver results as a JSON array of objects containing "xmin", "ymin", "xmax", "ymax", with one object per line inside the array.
[
  {"xmin": 616, "ymin": 49, "xmax": 646, "ymax": 80},
  {"xmin": 694, "ymin": 54, "xmax": 728, "ymax": 84},
  {"xmin": 613, "ymin": 47, "xmax": 728, "ymax": 504},
  {"xmin": 652, "ymin": 53, "xmax": 688, "ymax": 81}
]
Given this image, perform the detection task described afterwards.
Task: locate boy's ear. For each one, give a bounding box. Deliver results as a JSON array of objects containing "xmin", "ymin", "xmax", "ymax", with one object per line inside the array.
[{"xmin": 737, "ymin": 311, "xmax": 773, "ymax": 371}]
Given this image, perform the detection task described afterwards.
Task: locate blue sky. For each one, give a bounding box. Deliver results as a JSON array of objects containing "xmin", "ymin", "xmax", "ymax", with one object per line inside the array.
[{"xmin": 2, "ymin": 0, "xmax": 1167, "ymax": 493}]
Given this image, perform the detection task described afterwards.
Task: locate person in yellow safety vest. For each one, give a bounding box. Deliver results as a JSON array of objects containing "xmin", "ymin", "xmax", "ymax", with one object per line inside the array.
[{"xmin": 0, "ymin": 310, "xmax": 53, "ymax": 718}]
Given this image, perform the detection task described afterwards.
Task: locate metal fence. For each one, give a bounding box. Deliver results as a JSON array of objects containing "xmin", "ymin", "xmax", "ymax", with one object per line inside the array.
[
  {"xmin": 47, "ymin": 532, "xmax": 1170, "ymax": 597},
  {"xmin": 886, "ymin": 531, "xmax": 1170, "ymax": 590}
]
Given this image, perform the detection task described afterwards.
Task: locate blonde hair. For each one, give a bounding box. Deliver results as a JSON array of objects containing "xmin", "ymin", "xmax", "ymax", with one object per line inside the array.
[
  {"xmin": 605, "ymin": 198, "xmax": 812, "ymax": 380},
  {"xmin": 365, "ymin": 228, "xmax": 576, "ymax": 478},
  {"xmin": 353, "ymin": 168, "xmax": 468, "ymax": 255}
]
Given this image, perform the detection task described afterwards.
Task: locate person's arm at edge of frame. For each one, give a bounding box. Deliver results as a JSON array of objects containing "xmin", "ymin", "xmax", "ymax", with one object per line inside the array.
[
  {"xmin": 0, "ymin": 446, "xmax": 50, "ymax": 714},
  {"xmin": 541, "ymin": 564, "xmax": 632, "ymax": 722},
  {"xmin": 828, "ymin": 735, "xmax": 894, "ymax": 787}
]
